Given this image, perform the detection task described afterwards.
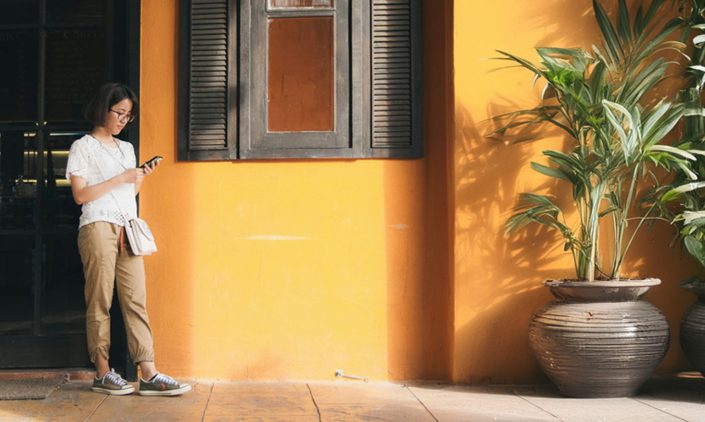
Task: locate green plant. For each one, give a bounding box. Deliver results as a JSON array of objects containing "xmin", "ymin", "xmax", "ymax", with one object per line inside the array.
[
  {"xmin": 494, "ymin": 0, "xmax": 699, "ymax": 281},
  {"xmin": 657, "ymin": 1, "xmax": 705, "ymax": 271}
]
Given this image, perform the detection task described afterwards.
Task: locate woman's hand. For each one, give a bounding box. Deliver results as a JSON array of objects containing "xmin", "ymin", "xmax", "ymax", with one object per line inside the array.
[
  {"xmin": 143, "ymin": 160, "xmax": 159, "ymax": 176},
  {"xmin": 134, "ymin": 160, "xmax": 159, "ymax": 195},
  {"xmin": 136, "ymin": 168, "xmax": 145, "ymax": 184},
  {"xmin": 120, "ymin": 168, "xmax": 142, "ymax": 183}
]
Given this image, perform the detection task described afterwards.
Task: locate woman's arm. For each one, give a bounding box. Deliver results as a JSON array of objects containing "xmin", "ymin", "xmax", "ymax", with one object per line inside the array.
[
  {"xmin": 70, "ymin": 168, "xmax": 141, "ymax": 205},
  {"xmin": 134, "ymin": 169, "xmax": 145, "ymax": 195}
]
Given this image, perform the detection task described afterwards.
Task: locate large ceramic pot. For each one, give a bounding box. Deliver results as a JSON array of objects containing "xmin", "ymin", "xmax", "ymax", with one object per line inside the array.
[
  {"xmin": 680, "ymin": 280, "xmax": 705, "ymax": 376},
  {"xmin": 528, "ymin": 279, "xmax": 669, "ymax": 398}
]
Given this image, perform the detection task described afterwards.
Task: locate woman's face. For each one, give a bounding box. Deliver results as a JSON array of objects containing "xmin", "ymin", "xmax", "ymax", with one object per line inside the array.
[{"xmin": 103, "ymin": 98, "xmax": 133, "ymax": 135}]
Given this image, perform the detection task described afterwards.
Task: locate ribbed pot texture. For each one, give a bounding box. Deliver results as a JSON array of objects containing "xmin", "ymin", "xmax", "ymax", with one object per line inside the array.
[
  {"xmin": 529, "ymin": 279, "xmax": 670, "ymax": 398},
  {"xmin": 680, "ymin": 292, "xmax": 705, "ymax": 376}
]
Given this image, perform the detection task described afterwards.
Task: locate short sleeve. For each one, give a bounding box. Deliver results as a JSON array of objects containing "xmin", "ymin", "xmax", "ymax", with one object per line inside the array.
[{"xmin": 65, "ymin": 140, "xmax": 90, "ymax": 179}]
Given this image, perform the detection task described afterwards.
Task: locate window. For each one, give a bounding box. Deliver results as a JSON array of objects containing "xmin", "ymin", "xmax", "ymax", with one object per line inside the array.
[{"xmin": 179, "ymin": 0, "xmax": 423, "ymax": 160}]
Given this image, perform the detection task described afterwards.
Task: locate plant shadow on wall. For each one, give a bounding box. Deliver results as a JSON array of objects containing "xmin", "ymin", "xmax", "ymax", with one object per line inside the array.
[
  {"xmin": 454, "ymin": 102, "xmax": 573, "ymax": 383},
  {"xmin": 453, "ymin": 0, "xmax": 599, "ymax": 384},
  {"xmin": 483, "ymin": 0, "xmax": 705, "ymax": 397},
  {"xmin": 525, "ymin": 0, "xmax": 597, "ymax": 48}
]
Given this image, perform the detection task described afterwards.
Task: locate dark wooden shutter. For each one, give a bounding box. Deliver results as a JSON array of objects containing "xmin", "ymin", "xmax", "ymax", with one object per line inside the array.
[
  {"xmin": 364, "ymin": 0, "xmax": 423, "ymax": 158},
  {"xmin": 179, "ymin": 0, "xmax": 236, "ymax": 161}
]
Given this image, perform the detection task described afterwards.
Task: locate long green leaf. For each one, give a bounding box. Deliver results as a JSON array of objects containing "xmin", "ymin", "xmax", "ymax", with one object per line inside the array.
[
  {"xmin": 642, "ymin": 101, "xmax": 672, "ymax": 137},
  {"xmin": 649, "ymin": 144, "xmax": 697, "ymax": 160},
  {"xmin": 603, "ymin": 100, "xmax": 639, "ymax": 162},
  {"xmin": 594, "ymin": 0, "xmax": 624, "ymax": 63},
  {"xmin": 682, "ymin": 211, "xmax": 705, "ymax": 225},
  {"xmin": 685, "ymin": 235, "xmax": 705, "ymax": 267},
  {"xmin": 530, "ymin": 162, "xmax": 569, "ymax": 181},
  {"xmin": 642, "ymin": 0, "xmax": 665, "ymax": 28},
  {"xmin": 676, "ymin": 161, "xmax": 699, "ymax": 180},
  {"xmin": 617, "ymin": 0, "xmax": 633, "ymax": 44},
  {"xmin": 642, "ymin": 106, "xmax": 684, "ymax": 147},
  {"xmin": 661, "ymin": 181, "xmax": 705, "ymax": 202},
  {"xmin": 494, "ymin": 50, "xmax": 542, "ymax": 75}
]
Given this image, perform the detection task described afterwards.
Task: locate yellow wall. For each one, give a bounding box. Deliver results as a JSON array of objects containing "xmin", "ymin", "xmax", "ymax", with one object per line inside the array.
[
  {"xmin": 453, "ymin": 0, "xmax": 699, "ymax": 383},
  {"xmin": 139, "ymin": 0, "xmax": 697, "ymax": 384},
  {"xmin": 138, "ymin": 1, "xmax": 453, "ymax": 380}
]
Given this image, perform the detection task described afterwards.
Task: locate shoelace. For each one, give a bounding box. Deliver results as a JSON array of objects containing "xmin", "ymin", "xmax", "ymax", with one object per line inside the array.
[
  {"xmin": 103, "ymin": 370, "xmax": 128, "ymax": 387},
  {"xmin": 150, "ymin": 373, "xmax": 178, "ymax": 386}
]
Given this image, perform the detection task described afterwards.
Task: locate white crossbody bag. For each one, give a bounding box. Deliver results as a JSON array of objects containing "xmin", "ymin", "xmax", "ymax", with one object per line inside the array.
[
  {"xmin": 123, "ymin": 215, "xmax": 157, "ymax": 256},
  {"xmin": 105, "ymin": 187, "xmax": 157, "ymax": 256},
  {"xmin": 104, "ymin": 186, "xmax": 157, "ymax": 256}
]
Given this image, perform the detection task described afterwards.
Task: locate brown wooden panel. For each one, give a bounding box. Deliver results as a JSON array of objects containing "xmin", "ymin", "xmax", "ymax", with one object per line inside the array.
[
  {"xmin": 269, "ymin": 0, "xmax": 333, "ymax": 8},
  {"xmin": 267, "ymin": 16, "xmax": 334, "ymax": 133}
]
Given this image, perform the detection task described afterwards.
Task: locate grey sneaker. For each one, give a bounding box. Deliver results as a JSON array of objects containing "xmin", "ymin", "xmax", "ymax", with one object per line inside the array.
[
  {"xmin": 138, "ymin": 373, "xmax": 191, "ymax": 396},
  {"xmin": 91, "ymin": 369, "xmax": 135, "ymax": 395}
]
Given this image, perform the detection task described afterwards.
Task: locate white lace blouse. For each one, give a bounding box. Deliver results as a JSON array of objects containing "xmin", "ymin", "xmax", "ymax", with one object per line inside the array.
[{"xmin": 65, "ymin": 134, "xmax": 137, "ymax": 228}]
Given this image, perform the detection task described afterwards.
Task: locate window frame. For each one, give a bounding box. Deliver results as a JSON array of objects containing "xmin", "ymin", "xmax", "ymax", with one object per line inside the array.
[
  {"xmin": 178, "ymin": 0, "xmax": 423, "ymax": 161},
  {"xmin": 239, "ymin": 0, "xmax": 353, "ymax": 159}
]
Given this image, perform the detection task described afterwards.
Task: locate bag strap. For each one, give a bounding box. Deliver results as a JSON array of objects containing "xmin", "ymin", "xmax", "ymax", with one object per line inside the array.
[
  {"xmin": 107, "ymin": 188, "xmax": 130, "ymax": 225},
  {"xmin": 91, "ymin": 138, "xmax": 134, "ymax": 224},
  {"xmin": 92, "ymin": 153, "xmax": 132, "ymax": 253}
]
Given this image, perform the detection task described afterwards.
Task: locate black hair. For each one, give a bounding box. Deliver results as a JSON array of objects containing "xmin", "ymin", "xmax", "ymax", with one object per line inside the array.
[{"xmin": 84, "ymin": 82, "xmax": 139, "ymax": 127}]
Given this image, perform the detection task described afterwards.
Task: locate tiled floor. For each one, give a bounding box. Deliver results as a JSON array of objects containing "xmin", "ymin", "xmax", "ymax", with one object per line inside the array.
[{"xmin": 2, "ymin": 376, "xmax": 705, "ymax": 421}]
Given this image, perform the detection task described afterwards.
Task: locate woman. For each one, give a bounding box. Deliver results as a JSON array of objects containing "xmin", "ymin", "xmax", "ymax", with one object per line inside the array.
[{"xmin": 66, "ymin": 83, "xmax": 190, "ymax": 396}]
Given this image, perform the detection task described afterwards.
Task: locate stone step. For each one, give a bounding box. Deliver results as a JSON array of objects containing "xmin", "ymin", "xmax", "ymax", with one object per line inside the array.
[{"xmin": 0, "ymin": 368, "xmax": 94, "ymax": 382}]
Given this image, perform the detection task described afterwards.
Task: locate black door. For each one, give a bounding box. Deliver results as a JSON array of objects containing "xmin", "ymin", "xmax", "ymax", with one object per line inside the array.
[{"xmin": 0, "ymin": 0, "xmax": 139, "ymax": 372}]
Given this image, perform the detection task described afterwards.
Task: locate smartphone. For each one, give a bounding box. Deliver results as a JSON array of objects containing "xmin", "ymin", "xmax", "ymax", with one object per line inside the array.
[{"xmin": 141, "ymin": 155, "xmax": 163, "ymax": 169}]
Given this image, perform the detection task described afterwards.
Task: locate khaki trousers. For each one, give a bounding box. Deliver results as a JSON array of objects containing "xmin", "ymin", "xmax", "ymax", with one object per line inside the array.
[{"xmin": 77, "ymin": 221, "xmax": 154, "ymax": 364}]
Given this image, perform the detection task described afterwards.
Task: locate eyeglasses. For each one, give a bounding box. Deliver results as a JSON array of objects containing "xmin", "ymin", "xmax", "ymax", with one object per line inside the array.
[{"xmin": 110, "ymin": 109, "xmax": 136, "ymax": 123}]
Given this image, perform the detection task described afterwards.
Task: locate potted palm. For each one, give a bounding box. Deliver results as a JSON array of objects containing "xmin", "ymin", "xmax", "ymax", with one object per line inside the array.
[{"xmin": 493, "ymin": 0, "xmax": 700, "ymax": 397}]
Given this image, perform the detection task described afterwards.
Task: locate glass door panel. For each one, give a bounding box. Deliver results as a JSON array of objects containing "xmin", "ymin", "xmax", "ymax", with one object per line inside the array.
[
  {"xmin": 0, "ymin": 31, "xmax": 38, "ymax": 123},
  {"xmin": 42, "ymin": 132, "xmax": 84, "ymax": 228},
  {"xmin": 41, "ymin": 234, "xmax": 84, "ymax": 334},
  {"xmin": 0, "ymin": 235, "xmax": 35, "ymax": 336},
  {"xmin": 0, "ymin": 0, "xmax": 38, "ymax": 25},
  {"xmin": 0, "ymin": 0, "xmax": 132, "ymax": 371},
  {"xmin": 0, "ymin": 130, "xmax": 39, "ymax": 230},
  {"xmin": 45, "ymin": 29, "xmax": 106, "ymax": 122},
  {"xmin": 41, "ymin": 131, "xmax": 85, "ymax": 334},
  {"xmin": 46, "ymin": 0, "xmax": 105, "ymax": 24}
]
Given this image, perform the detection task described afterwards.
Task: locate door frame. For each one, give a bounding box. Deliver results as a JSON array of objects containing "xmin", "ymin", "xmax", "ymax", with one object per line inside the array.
[
  {"xmin": 0, "ymin": 0, "xmax": 141, "ymax": 379},
  {"xmin": 122, "ymin": 0, "xmax": 140, "ymax": 381}
]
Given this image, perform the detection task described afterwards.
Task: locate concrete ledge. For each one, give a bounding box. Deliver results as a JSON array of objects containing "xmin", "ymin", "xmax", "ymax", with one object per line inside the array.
[{"xmin": 0, "ymin": 369, "xmax": 94, "ymax": 382}]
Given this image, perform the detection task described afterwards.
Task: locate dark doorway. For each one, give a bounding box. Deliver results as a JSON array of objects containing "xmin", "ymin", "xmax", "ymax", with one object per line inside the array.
[{"xmin": 0, "ymin": 0, "xmax": 139, "ymax": 376}]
